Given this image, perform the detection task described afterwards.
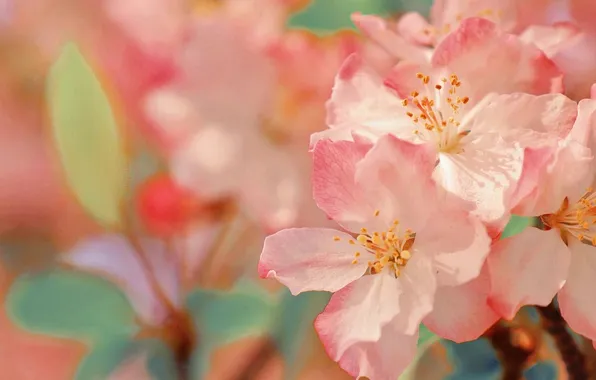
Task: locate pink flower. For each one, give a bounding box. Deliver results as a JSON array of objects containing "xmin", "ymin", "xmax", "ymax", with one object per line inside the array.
[
  {"xmin": 145, "ymin": 14, "xmax": 348, "ymax": 230},
  {"xmin": 259, "ymin": 136, "xmax": 492, "ymax": 379},
  {"xmin": 314, "ymin": 51, "xmax": 575, "ymax": 224},
  {"xmin": 487, "ymin": 99, "xmax": 596, "ymax": 342}
]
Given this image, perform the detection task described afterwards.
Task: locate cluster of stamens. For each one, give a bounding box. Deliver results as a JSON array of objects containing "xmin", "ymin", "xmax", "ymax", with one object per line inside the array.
[
  {"xmin": 540, "ymin": 188, "xmax": 596, "ymax": 246},
  {"xmin": 333, "ymin": 211, "xmax": 416, "ymax": 278},
  {"xmin": 423, "ymin": 9, "xmax": 503, "ymax": 39},
  {"xmin": 401, "ymin": 73, "xmax": 470, "ymax": 153}
]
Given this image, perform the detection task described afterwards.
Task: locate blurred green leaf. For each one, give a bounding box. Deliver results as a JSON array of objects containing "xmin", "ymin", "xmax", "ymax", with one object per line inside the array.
[
  {"xmin": 47, "ymin": 43, "xmax": 127, "ymax": 228},
  {"xmin": 76, "ymin": 337, "xmax": 177, "ymax": 380},
  {"xmin": 288, "ymin": 0, "xmax": 402, "ymax": 34},
  {"xmin": 76, "ymin": 337, "xmax": 132, "ymax": 380},
  {"xmin": 6, "ymin": 270, "xmax": 137, "ymax": 341},
  {"xmin": 186, "ymin": 279, "xmax": 278, "ymax": 378},
  {"xmin": 272, "ymin": 290, "xmax": 330, "ymax": 378},
  {"xmin": 501, "ymin": 215, "xmax": 535, "ymax": 239}
]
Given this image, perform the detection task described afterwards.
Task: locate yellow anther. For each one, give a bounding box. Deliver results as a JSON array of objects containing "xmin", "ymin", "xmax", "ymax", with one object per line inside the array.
[
  {"xmin": 357, "ymin": 235, "xmax": 369, "ymax": 244},
  {"xmin": 400, "ymin": 250, "xmax": 412, "ymax": 260},
  {"xmin": 352, "ymin": 259, "xmax": 359, "ymax": 265},
  {"xmin": 374, "ymin": 209, "xmax": 380, "ymax": 217},
  {"xmin": 349, "ymin": 239, "xmax": 355, "ymax": 245},
  {"xmin": 333, "ymin": 236, "xmax": 341, "ymax": 241},
  {"xmin": 355, "ymin": 252, "xmax": 361, "ymax": 257}
]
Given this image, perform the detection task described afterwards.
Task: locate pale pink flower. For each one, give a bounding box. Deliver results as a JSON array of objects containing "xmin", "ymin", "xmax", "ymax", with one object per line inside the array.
[
  {"xmin": 259, "ymin": 136, "xmax": 492, "ymax": 379},
  {"xmin": 145, "ymin": 15, "xmax": 351, "ymax": 230},
  {"xmin": 487, "ymin": 99, "xmax": 596, "ymax": 343},
  {"xmin": 313, "ymin": 50, "xmax": 575, "ymax": 224}
]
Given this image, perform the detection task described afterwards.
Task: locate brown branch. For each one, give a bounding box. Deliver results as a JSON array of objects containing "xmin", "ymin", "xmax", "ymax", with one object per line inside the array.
[
  {"xmin": 536, "ymin": 303, "xmax": 589, "ymax": 380},
  {"xmin": 485, "ymin": 321, "xmax": 535, "ymax": 380}
]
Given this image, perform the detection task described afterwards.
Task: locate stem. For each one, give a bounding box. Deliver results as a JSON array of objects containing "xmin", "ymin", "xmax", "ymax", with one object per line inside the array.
[
  {"xmin": 485, "ymin": 321, "xmax": 534, "ymax": 380},
  {"xmin": 123, "ymin": 212, "xmax": 177, "ymax": 314},
  {"xmin": 536, "ymin": 304, "xmax": 589, "ymax": 380}
]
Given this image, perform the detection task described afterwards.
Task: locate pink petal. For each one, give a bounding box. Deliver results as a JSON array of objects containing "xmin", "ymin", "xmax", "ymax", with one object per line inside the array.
[
  {"xmin": 423, "ymin": 263, "xmax": 498, "ymax": 342},
  {"xmin": 326, "ymin": 54, "xmax": 408, "ymax": 135},
  {"xmin": 415, "ymin": 210, "xmax": 490, "ymax": 286},
  {"xmin": 396, "ymin": 12, "xmax": 434, "ymax": 45},
  {"xmin": 434, "ymin": 133, "xmax": 524, "ymax": 223},
  {"xmin": 312, "ymin": 139, "xmax": 375, "ymax": 232},
  {"xmin": 487, "ymin": 228, "xmax": 569, "ymax": 320},
  {"xmin": 432, "ymin": 18, "xmax": 563, "ymax": 100},
  {"xmin": 240, "ymin": 141, "xmax": 304, "ymax": 230},
  {"xmin": 178, "ymin": 16, "xmax": 275, "ymax": 118},
  {"xmin": 520, "ymin": 139, "xmax": 594, "ymax": 216},
  {"xmin": 558, "ymin": 240, "xmax": 596, "ymax": 341},
  {"xmin": 63, "ymin": 234, "xmax": 180, "ymax": 325},
  {"xmin": 171, "ymin": 124, "xmax": 249, "ymax": 198},
  {"xmin": 568, "ymin": 99, "xmax": 596, "ymax": 152},
  {"xmin": 333, "ymin": 319, "xmax": 419, "ymax": 379},
  {"xmin": 258, "ymin": 228, "xmax": 369, "ymax": 295},
  {"xmin": 509, "ymin": 146, "xmax": 557, "ymax": 216},
  {"xmin": 315, "ymin": 273, "xmax": 404, "ymax": 359},
  {"xmin": 520, "ymin": 24, "xmax": 581, "ymax": 58},
  {"xmin": 354, "ymin": 135, "xmax": 439, "ymax": 232},
  {"xmin": 467, "ymin": 93, "xmax": 577, "ymax": 143},
  {"xmin": 351, "ymin": 13, "xmax": 430, "ymax": 63}
]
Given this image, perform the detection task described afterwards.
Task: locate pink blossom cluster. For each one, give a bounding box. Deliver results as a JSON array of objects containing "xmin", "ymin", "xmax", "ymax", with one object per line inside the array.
[{"xmin": 258, "ymin": 0, "xmax": 596, "ymax": 378}]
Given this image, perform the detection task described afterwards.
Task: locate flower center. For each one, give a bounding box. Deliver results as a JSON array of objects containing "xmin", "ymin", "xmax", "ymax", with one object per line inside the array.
[
  {"xmin": 401, "ymin": 73, "xmax": 470, "ymax": 154},
  {"xmin": 334, "ymin": 211, "xmax": 416, "ymax": 277},
  {"xmin": 540, "ymin": 188, "xmax": 596, "ymax": 246}
]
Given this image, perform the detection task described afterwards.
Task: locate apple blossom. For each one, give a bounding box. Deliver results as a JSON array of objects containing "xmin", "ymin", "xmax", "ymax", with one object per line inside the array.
[
  {"xmin": 488, "ymin": 99, "xmax": 596, "ymax": 343},
  {"xmin": 313, "ymin": 50, "xmax": 576, "ymax": 225},
  {"xmin": 259, "ymin": 135, "xmax": 492, "ymax": 379}
]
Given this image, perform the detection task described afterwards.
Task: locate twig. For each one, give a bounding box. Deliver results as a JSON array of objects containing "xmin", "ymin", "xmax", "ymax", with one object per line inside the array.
[
  {"xmin": 537, "ymin": 303, "xmax": 589, "ymax": 380},
  {"xmin": 485, "ymin": 321, "xmax": 535, "ymax": 380}
]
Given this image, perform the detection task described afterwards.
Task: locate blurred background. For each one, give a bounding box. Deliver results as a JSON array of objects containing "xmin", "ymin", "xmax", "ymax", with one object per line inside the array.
[{"xmin": 0, "ymin": 0, "xmax": 592, "ymax": 379}]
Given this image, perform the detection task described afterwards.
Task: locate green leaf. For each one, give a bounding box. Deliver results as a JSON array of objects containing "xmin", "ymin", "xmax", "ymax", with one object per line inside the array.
[
  {"xmin": 186, "ymin": 280, "xmax": 276, "ymax": 345},
  {"xmin": 76, "ymin": 338, "xmax": 177, "ymax": 380},
  {"xmin": 501, "ymin": 215, "xmax": 535, "ymax": 239},
  {"xmin": 47, "ymin": 43, "xmax": 127, "ymax": 228},
  {"xmin": 76, "ymin": 337, "xmax": 133, "ymax": 380},
  {"xmin": 186, "ymin": 279, "xmax": 278, "ymax": 378},
  {"xmin": 6, "ymin": 270, "xmax": 138, "ymax": 341},
  {"xmin": 288, "ymin": 0, "xmax": 402, "ymax": 34},
  {"xmin": 272, "ymin": 290, "xmax": 330, "ymax": 378}
]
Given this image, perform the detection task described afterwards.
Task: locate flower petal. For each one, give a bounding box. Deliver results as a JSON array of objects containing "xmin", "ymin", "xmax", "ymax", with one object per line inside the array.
[
  {"xmin": 333, "ymin": 319, "xmax": 419, "ymax": 379},
  {"xmin": 432, "ymin": 18, "xmax": 563, "ymax": 99},
  {"xmin": 435, "ymin": 133, "xmax": 524, "ymax": 223},
  {"xmin": 558, "ymin": 240, "xmax": 596, "ymax": 341},
  {"xmin": 312, "ymin": 139, "xmax": 374, "ymax": 232},
  {"xmin": 423, "ymin": 263, "xmax": 498, "ymax": 342},
  {"xmin": 326, "ymin": 53, "xmax": 409, "ymax": 135},
  {"xmin": 314, "ymin": 272, "xmax": 404, "ymax": 359},
  {"xmin": 351, "ymin": 13, "xmax": 430, "ymax": 63},
  {"xmin": 416, "ymin": 211, "xmax": 490, "ymax": 286},
  {"xmin": 258, "ymin": 228, "xmax": 369, "ymax": 295},
  {"xmin": 355, "ymin": 135, "xmax": 439, "ymax": 232},
  {"xmin": 467, "ymin": 93, "xmax": 577, "ymax": 144},
  {"xmin": 63, "ymin": 234, "xmax": 179, "ymax": 325},
  {"xmin": 487, "ymin": 228, "xmax": 569, "ymax": 320}
]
